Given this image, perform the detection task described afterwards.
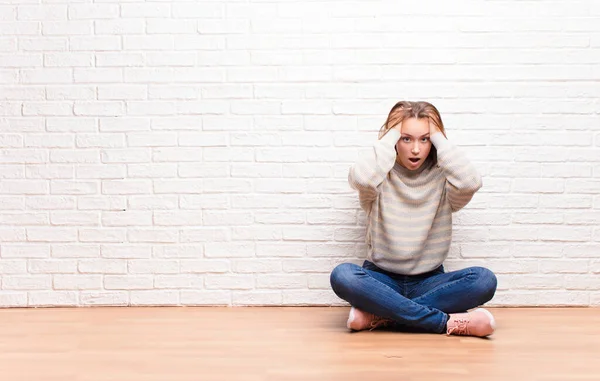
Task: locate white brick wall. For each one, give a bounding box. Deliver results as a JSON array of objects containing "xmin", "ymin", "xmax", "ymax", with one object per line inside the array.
[{"xmin": 1, "ymin": 0, "xmax": 599, "ymax": 308}]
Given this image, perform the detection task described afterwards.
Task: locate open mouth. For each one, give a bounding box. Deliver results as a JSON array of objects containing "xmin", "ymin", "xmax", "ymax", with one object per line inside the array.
[{"xmin": 409, "ymin": 158, "xmax": 420, "ymax": 163}]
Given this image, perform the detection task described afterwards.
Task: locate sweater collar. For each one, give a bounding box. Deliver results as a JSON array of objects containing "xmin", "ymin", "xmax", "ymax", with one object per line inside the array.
[{"xmin": 392, "ymin": 158, "xmax": 432, "ymax": 177}]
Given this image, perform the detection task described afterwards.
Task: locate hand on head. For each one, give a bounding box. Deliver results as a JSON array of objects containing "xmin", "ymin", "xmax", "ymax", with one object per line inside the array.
[{"xmin": 429, "ymin": 118, "xmax": 441, "ymax": 136}]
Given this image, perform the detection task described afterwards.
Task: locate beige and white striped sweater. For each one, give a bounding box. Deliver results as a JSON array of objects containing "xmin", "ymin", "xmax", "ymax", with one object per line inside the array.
[{"xmin": 348, "ymin": 128, "xmax": 483, "ymax": 275}]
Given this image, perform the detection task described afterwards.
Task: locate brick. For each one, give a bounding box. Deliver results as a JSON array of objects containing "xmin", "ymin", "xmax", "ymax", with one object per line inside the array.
[
  {"xmin": 50, "ymin": 150, "xmax": 99, "ymax": 164},
  {"xmin": 205, "ymin": 274, "xmax": 253, "ymax": 290},
  {"xmin": 128, "ymin": 229, "xmax": 178, "ymax": 243},
  {"xmin": 127, "ymin": 132, "xmax": 177, "ymax": 147},
  {"xmin": 79, "ymin": 259, "xmax": 127, "ymax": 274},
  {"xmin": 26, "ymin": 165, "xmax": 74, "ymax": 179},
  {"xmin": 202, "ymin": 179, "xmax": 250, "ymax": 194},
  {"xmin": 18, "ymin": 5, "xmax": 67, "ymax": 20},
  {"xmin": 51, "ymin": 244, "xmax": 99, "ymax": 258},
  {"xmin": 74, "ymin": 102, "xmax": 124, "ymax": 116},
  {"xmin": 128, "ymin": 260, "xmax": 179, "ymax": 274},
  {"xmin": 68, "ymin": 4, "xmax": 118, "ymax": 19},
  {"xmin": 257, "ymin": 243, "xmax": 306, "ymax": 257},
  {"xmin": 96, "ymin": 54, "xmax": 144, "ymax": 68},
  {"xmin": 179, "ymin": 132, "xmax": 228, "ymax": 147},
  {"xmin": 27, "ymin": 228, "xmax": 77, "ymax": 242},
  {"xmin": 202, "ymin": 210, "xmax": 253, "ymax": 227},
  {"xmin": 76, "ymin": 164, "xmax": 125, "ymax": 179},
  {"xmin": 50, "ymin": 211, "xmax": 98, "ymax": 226},
  {"xmin": 98, "ymin": 86, "xmax": 146, "ymax": 100},
  {"xmin": 154, "ymin": 179, "xmax": 202, "ymax": 194},
  {"xmin": 0, "ymin": 292, "xmax": 27, "ymax": 307},
  {"xmin": 0, "ymin": 149, "xmax": 46, "ymax": 164},
  {"xmin": 232, "ymin": 259, "xmax": 281, "ymax": 273},
  {"xmin": 232, "ymin": 291, "xmax": 282, "ymax": 306},
  {"xmin": 100, "ymin": 118, "xmax": 150, "ymax": 132},
  {"xmin": 181, "ymin": 260, "xmax": 228, "ymax": 273},
  {"xmin": 53, "ymin": 275, "xmax": 101, "ymax": 290},
  {"xmin": 540, "ymin": 260, "xmax": 589, "ymax": 274},
  {"xmin": 130, "ymin": 290, "xmax": 180, "ymax": 305},
  {"xmin": 179, "ymin": 195, "xmax": 228, "ymax": 210},
  {"xmin": 3, "ymin": 275, "xmax": 51, "ymax": 290},
  {"xmin": 80, "ymin": 292, "xmax": 128, "ymax": 306},
  {"xmin": 0, "ymin": 212, "xmax": 47, "ymax": 225},
  {"xmin": 512, "ymin": 178, "xmax": 564, "ymax": 193},
  {"xmin": 42, "ymin": 21, "xmax": 90, "ymax": 35},
  {"xmin": 282, "ymin": 258, "xmax": 340, "ymax": 273},
  {"xmin": 283, "ymin": 290, "xmax": 341, "ymax": 306},
  {"xmin": 0, "ymin": 197, "xmax": 24, "ymax": 210},
  {"xmin": 95, "ymin": 20, "xmax": 145, "ymax": 35},
  {"xmin": 128, "ymin": 164, "xmax": 177, "ymax": 178},
  {"xmin": 101, "ymin": 150, "xmax": 150, "ymax": 163},
  {"xmin": 101, "ymin": 211, "xmax": 151, "ymax": 227},
  {"xmin": 231, "ymin": 226, "xmax": 282, "ymax": 241},
  {"xmin": 283, "ymin": 227, "xmax": 335, "ymax": 242},
  {"xmin": 2, "ymin": 243, "xmax": 50, "ymax": 259},
  {"xmin": 153, "ymin": 245, "xmax": 203, "ymax": 259},
  {"xmin": 146, "ymin": 19, "xmax": 196, "ymax": 34},
  {"xmin": 105, "ymin": 275, "xmax": 152, "ymax": 290},
  {"xmin": 28, "ymin": 291, "xmax": 77, "ymax": 307},
  {"xmin": 21, "ymin": 68, "xmax": 71, "ymax": 83},
  {"xmin": 148, "ymin": 85, "xmax": 198, "ymax": 100},
  {"xmin": 306, "ymin": 243, "xmax": 355, "ymax": 258},
  {"xmin": 101, "ymin": 242, "xmax": 151, "ymax": 258},
  {"xmin": 204, "ymin": 242, "xmax": 254, "ymax": 258},
  {"xmin": 180, "ymin": 291, "xmax": 230, "ymax": 306},
  {"xmin": 46, "ymin": 87, "xmax": 95, "ymax": 101},
  {"xmin": 256, "ymin": 274, "xmax": 306, "ymax": 289},
  {"xmin": 180, "ymin": 227, "xmax": 229, "ymax": 242},
  {"xmin": 153, "ymin": 211, "xmax": 203, "ymax": 226},
  {"xmin": 102, "ymin": 179, "xmax": 151, "ymax": 195},
  {"xmin": 537, "ymin": 291, "xmax": 589, "ymax": 306},
  {"xmin": 154, "ymin": 275, "xmax": 202, "ymax": 289},
  {"xmin": 128, "ymin": 196, "xmax": 177, "ymax": 210},
  {"xmin": 0, "ymin": 261, "xmax": 27, "ymax": 274},
  {"xmin": 77, "ymin": 196, "xmax": 126, "ymax": 211}
]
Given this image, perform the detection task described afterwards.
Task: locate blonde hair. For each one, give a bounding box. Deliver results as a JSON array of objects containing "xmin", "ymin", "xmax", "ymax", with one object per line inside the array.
[{"xmin": 379, "ymin": 101, "xmax": 447, "ymax": 168}]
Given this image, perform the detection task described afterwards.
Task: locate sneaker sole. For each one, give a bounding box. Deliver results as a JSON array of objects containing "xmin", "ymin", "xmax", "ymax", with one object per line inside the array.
[
  {"xmin": 346, "ymin": 307, "xmax": 356, "ymax": 330},
  {"xmin": 474, "ymin": 308, "xmax": 496, "ymax": 331}
]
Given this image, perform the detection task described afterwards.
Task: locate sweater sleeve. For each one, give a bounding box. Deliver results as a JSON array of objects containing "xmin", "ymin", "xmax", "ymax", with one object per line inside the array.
[
  {"xmin": 348, "ymin": 128, "xmax": 400, "ymax": 212},
  {"xmin": 430, "ymin": 133, "xmax": 483, "ymax": 212}
]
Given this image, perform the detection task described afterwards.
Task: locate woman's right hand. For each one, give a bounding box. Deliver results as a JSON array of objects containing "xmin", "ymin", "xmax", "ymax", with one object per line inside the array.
[{"xmin": 388, "ymin": 106, "xmax": 404, "ymax": 133}]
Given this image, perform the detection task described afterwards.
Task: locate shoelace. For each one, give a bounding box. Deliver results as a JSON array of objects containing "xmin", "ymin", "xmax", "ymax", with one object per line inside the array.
[
  {"xmin": 369, "ymin": 317, "xmax": 392, "ymax": 331},
  {"xmin": 446, "ymin": 317, "xmax": 470, "ymax": 335}
]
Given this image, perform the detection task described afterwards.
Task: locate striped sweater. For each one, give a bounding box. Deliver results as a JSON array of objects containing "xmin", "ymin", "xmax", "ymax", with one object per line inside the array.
[{"xmin": 348, "ymin": 128, "xmax": 483, "ymax": 275}]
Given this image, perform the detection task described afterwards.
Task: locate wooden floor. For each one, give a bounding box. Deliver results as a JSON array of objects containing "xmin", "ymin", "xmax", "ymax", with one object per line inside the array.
[{"xmin": 0, "ymin": 307, "xmax": 599, "ymax": 381}]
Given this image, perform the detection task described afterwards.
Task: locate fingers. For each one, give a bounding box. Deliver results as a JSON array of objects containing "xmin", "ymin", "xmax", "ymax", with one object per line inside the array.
[
  {"xmin": 389, "ymin": 108, "xmax": 405, "ymax": 131},
  {"xmin": 429, "ymin": 118, "xmax": 441, "ymax": 135}
]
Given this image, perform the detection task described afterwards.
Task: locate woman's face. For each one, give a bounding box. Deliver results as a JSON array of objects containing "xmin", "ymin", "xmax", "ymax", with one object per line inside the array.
[{"xmin": 395, "ymin": 117, "xmax": 432, "ymax": 170}]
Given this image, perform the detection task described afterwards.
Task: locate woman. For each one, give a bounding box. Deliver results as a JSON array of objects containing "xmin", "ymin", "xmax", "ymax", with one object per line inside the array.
[{"xmin": 330, "ymin": 101, "xmax": 497, "ymax": 337}]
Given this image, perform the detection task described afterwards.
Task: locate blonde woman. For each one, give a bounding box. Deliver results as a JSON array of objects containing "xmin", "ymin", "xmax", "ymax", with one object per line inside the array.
[{"xmin": 330, "ymin": 101, "xmax": 497, "ymax": 337}]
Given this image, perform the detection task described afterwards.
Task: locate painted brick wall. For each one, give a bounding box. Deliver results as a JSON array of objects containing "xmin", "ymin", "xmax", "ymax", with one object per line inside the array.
[{"xmin": 0, "ymin": 0, "xmax": 599, "ymax": 307}]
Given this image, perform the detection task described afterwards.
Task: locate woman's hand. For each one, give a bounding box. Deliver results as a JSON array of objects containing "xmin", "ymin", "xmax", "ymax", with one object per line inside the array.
[{"xmin": 429, "ymin": 118, "xmax": 441, "ymax": 136}]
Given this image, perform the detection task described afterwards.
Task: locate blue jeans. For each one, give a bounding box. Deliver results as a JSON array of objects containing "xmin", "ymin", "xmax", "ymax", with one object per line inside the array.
[{"xmin": 330, "ymin": 260, "xmax": 497, "ymax": 334}]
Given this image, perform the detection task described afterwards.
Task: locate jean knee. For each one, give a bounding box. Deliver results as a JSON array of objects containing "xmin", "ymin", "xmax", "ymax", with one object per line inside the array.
[
  {"xmin": 330, "ymin": 263, "xmax": 360, "ymax": 297},
  {"xmin": 471, "ymin": 266, "xmax": 497, "ymax": 302}
]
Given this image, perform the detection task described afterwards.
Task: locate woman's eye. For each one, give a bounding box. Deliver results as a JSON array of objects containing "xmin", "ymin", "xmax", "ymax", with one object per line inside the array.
[
  {"xmin": 402, "ymin": 137, "xmax": 411, "ymax": 142},
  {"xmin": 421, "ymin": 138, "xmax": 429, "ymax": 142}
]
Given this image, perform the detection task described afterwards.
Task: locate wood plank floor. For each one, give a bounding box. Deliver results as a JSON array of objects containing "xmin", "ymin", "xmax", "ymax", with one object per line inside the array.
[{"xmin": 0, "ymin": 307, "xmax": 599, "ymax": 381}]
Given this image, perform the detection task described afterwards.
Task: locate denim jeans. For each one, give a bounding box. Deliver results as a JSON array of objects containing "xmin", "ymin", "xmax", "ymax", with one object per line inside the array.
[{"xmin": 330, "ymin": 260, "xmax": 497, "ymax": 334}]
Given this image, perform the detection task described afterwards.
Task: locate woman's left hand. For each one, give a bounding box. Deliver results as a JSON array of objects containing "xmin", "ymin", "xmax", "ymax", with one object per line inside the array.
[{"xmin": 429, "ymin": 118, "xmax": 441, "ymax": 136}]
